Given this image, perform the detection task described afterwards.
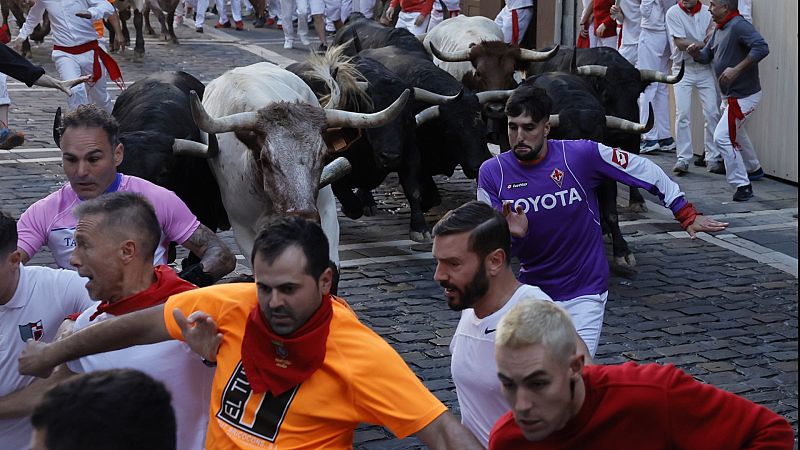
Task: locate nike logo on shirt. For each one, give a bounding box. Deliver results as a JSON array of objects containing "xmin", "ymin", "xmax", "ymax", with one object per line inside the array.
[{"xmin": 484, "ymin": 328, "xmax": 496, "ymax": 334}]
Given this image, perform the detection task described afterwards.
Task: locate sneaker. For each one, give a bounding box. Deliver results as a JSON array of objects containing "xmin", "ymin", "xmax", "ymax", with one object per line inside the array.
[
  {"xmin": 299, "ymin": 34, "xmax": 311, "ymax": 45},
  {"xmin": 707, "ymin": 161, "xmax": 726, "ymax": 174},
  {"xmin": 733, "ymin": 184, "xmax": 753, "ymax": 202},
  {"xmin": 266, "ymin": 17, "xmax": 276, "ymax": 27},
  {"xmin": 747, "ymin": 167, "xmax": 765, "ymax": 180},
  {"xmin": 658, "ymin": 137, "xmax": 676, "ymax": 152},
  {"xmin": 0, "ymin": 128, "xmax": 24, "ymax": 150},
  {"xmin": 284, "ymin": 39, "xmax": 293, "ymax": 49},
  {"xmin": 195, "ymin": 26, "xmax": 203, "ymax": 33},
  {"xmin": 693, "ymin": 155, "xmax": 707, "ymax": 167},
  {"xmin": 672, "ymin": 160, "xmax": 689, "ymax": 174},
  {"xmin": 214, "ymin": 21, "xmax": 231, "ymax": 28},
  {"xmin": 277, "ymin": 23, "xmax": 283, "ymax": 30},
  {"xmin": 640, "ymin": 140, "xmax": 660, "ymax": 154},
  {"xmin": 253, "ymin": 16, "xmax": 266, "ymax": 27},
  {"xmin": 234, "ymin": 20, "xmax": 244, "ymax": 30}
]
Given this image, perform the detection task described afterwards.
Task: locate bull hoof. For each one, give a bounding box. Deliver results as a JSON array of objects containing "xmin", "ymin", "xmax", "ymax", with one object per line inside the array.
[
  {"xmin": 171, "ymin": 37, "xmax": 179, "ymax": 44},
  {"xmin": 619, "ymin": 202, "xmax": 648, "ymax": 213},
  {"xmin": 362, "ymin": 205, "xmax": 378, "ymax": 217},
  {"xmin": 133, "ymin": 51, "xmax": 144, "ymax": 61},
  {"xmin": 409, "ymin": 230, "xmax": 432, "ymax": 243},
  {"xmin": 610, "ymin": 255, "xmax": 637, "ymax": 278},
  {"xmin": 342, "ymin": 207, "xmax": 363, "ymax": 220},
  {"xmin": 146, "ymin": 27, "xmax": 156, "ymax": 35}
]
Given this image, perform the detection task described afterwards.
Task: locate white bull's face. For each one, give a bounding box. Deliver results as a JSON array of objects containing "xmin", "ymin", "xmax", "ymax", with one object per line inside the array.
[{"xmin": 237, "ymin": 104, "xmax": 329, "ymax": 221}]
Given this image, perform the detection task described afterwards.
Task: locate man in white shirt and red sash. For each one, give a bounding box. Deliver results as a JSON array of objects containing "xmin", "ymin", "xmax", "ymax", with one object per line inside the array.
[{"xmin": 11, "ymin": 0, "xmax": 122, "ymax": 112}]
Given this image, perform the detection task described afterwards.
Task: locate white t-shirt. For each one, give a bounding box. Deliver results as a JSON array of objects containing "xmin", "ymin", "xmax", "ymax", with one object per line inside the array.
[
  {"xmin": 666, "ymin": 3, "xmax": 712, "ymax": 65},
  {"xmin": 449, "ymin": 284, "xmax": 552, "ymax": 448},
  {"xmin": 0, "ymin": 265, "xmax": 95, "ymax": 450},
  {"xmin": 67, "ymin": 307, "xmax": 215, "ymax": 450}
]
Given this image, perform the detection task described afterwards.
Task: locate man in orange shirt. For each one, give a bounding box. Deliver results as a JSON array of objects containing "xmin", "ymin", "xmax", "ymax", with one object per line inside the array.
[{"xmin": 19, "ymin": 217, "xmax": 483, "ymax": 449}]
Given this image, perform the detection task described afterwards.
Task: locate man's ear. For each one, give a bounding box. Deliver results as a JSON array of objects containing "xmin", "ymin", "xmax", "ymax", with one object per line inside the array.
[
  {"xmin": 114, "ymin": 142, "xmax": 124, "ymax": 167},
  {"xmin": 119, "ymin": 239, "xmax": 137, "ymax": 263},
  {"xmin": 8, "ymin": 249, "xmax": 21, "ymax": 266},
  {"xmin": 318, "ymin": 266, "xmax": 334, "ymax": 295},
  {"xmin": 485, "ymin": 248, "xmax": 507, "ymax": 276},
  {"xmin": 569, "ymin": 352, "xmax": 585, "ymax": 381}
]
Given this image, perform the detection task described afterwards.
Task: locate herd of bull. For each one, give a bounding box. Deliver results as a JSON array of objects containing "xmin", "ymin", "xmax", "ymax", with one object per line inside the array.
[{"xmin": 51, "ymin": 13, "xmax": 687, "ymax": 275}]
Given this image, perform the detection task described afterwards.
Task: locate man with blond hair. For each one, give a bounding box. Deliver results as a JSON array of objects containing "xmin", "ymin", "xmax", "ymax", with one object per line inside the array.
[{"xmin": 488, "ymin": 300, "xmax": 794, "ymax": 449}]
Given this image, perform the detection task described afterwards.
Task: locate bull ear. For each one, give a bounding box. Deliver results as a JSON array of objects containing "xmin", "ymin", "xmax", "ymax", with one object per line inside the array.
[
  {"xmin": 53, "ymin": 107, "xmax": 62, "ymax": 148},
  {"xmin": 569, "ymin": 48, "xmax": 577, "ymax": 74}
]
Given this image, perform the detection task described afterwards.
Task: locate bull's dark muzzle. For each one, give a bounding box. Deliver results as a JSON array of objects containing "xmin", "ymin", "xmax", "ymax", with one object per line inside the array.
[{"xmin": 483, "ymin": 102, "xmax": 506, "ymax": 120}]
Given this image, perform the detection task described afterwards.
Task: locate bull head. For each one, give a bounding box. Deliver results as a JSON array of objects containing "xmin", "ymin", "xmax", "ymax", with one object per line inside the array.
[
  {"xmin": 429, "ymin": 42, "xmax": 559, "ymax": 63},
  {"xmin": 416, "ymin": 89, "xmax": 512, "ymax": 126},
  {"xmin": 188, "ymin": 89, "xmax": 411, "ymax": 140}
]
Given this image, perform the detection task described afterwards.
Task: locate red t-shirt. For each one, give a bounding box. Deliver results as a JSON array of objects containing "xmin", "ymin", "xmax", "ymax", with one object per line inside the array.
[
  {"xmin": 593, "ymin": 0, "xmax": 618, "ymax": 37},
  {"xmin": 489, "ymin": 362, "xmax": 793, "ymax": 450}
]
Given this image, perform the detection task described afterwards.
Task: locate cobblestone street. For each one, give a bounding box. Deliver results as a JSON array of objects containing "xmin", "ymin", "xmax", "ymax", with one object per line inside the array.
[{"xmin": 1, "ymin": 16, "xmax": 797, "ymax": 448}]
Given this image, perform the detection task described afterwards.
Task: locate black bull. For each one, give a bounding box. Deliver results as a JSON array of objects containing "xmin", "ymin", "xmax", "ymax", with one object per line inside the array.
[
  {"xmin": 526, "ymin": 72, "xmax": 654, "ymax": 273},
  {"xmin": 110, "ymin": 71, "xmax": 228, "ymax": 240},
  {"xmin": 526, "ymin": 46, "xmax": 683, "ymax": 213}
]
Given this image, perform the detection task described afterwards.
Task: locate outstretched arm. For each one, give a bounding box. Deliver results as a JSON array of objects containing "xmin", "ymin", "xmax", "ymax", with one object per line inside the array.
[{"xmin": 18, "ymin": 305, "xmax": 171, "ymax": 378}]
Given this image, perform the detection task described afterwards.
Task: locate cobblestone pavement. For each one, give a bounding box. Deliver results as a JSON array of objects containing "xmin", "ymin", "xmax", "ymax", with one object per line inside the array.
[{"xmin": 1, "ymin": 14, "xmax": 797, "ymax": 448}]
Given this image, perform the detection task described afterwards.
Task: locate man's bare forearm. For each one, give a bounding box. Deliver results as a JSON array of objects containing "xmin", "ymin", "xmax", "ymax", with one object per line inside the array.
[
  {"xmin": 0, "ymin": 366, "xmax": 74, "ymax": 418},
  {"xmin": 416, "ymin": 412, "xmax": 483, "ymax": 450},
  {"xmin": 182, "ymin": 225, "xmax": 236, "ymax": 281}
]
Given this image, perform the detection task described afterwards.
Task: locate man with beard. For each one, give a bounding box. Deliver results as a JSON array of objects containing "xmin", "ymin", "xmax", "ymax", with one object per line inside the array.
[
  {"xmin": 432, "ymin": 201, "xmax": 590, "ymax": 448},
  {"xmin": 477, "ymin": 85, "xmax": 728, "ymax": 357}
]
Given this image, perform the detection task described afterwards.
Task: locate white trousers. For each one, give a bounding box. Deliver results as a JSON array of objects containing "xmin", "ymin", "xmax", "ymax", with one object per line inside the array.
[
  {"xmin": 52, "ymin": 50, "xmax": 112, "ymax": 113},
  {"xmin": 0, "ymin": 73, "xmax": 10, "ymax": 106},
  {"xmin": 324, "ymin": 0, "xmax": 342, "ymax": 22},
  {"xmin": 280, "ymin": 0, "xmax": 309, "ymax": 40},
  {"xmin": 494, "ymin": 6, "xmax": 533, "ymax": 45},
  {"xmin": 216, "ymin": 0, "xmax": 242, "ymax": 23},
  {"xmin": 715, "ymin": 90, "xmax": 762, "ymax": 188},
  {"xmin": 673, "ymin": 61, "xmax": 722, "ymax": 164},
  {"xmin": 395, "ymin": 11, "xmax": 429, "ymax": 37},
  {"xmin": 637, "ymin": 28, "xmax": 671, "ymax": 141},
  {"xmin": 177, "ymin": 0, "xmax": 210, "ymax": 27},
  {"xmin": 595, "ymin": 34, "xmax": 617, "ymax": 48},
  {"xmin": 427, "ymin": 8, "xmax": 458, "ymax": 32},
  {"xmin": 348, "ymin": 0, "xmax": 374, "ymax": 18},
  {"xmin": 618, "ymin": 42, "xmax": 638, "ymax": 66},
  {"xmin": 559, "ymin": 291, "xmax": 608, "ymax": 358}
]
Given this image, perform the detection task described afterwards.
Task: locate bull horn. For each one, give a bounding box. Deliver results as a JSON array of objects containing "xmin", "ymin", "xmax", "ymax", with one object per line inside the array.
[
  {"xmin": 172, "ymin": 138, "xmax": 217, "ymax": 158},
  {"xmin": 477, "ymin": 90, "xmax": 514, "ymax": 105},
  {"xmin": 519, "ymin": 44, "xmax": 560, "ymax": 62},
  {"xmin": 548, "ymin": 114, "xmax": 560, "ymax": 127},
  {"xmin": 414, "ymin": 87, "xmax": 461, "ymax": 105},
  {"xmin": 325, "ymin": 89, "xmax": 410, "ymax": 129},
  {"xmin": 605, "ymin": 103, "xmax": 654, "ymax": 133},
  {"xmin": 415, "ymin": 105, "xmax": 440, "ymax": 126},
  {"xmin": 569, "ymin": 48, "xmax": 578, "ymax": 74},
  {"xmin": 320, "ymin": 156, "xmax": 353, "ymax": 187},
  {"xmin": 189, "ymin": 90, "xmax": 259, "ymax": 134},
  {"xmin": 429, "ymin": 42, "xmax": 471, "ymax": 62},
  {"xmin": 575, "ymin": 65, "xmax": 608, "ymax": 77},
  {"xmin": 355, "ymin": 81, "xmax": 370, "ymax": 91},
  {"xmin": 53, "ymin": 107, "xmax": 63, "ymax": 147},
  {"xmin": 351, "ymin": 30, "xmax": 362, "ymax": 53},
  {"xmin": 639, "ymin": 60, "xmax": 684, "ymax": 84}
]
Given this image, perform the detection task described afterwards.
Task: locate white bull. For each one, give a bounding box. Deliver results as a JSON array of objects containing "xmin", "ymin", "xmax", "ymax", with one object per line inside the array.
[
  {"xmin": 175, "ymin": 62, "xmax": 409, "ymax": 267},
  {"xmin": 422, "ymin": 15, "xmax": 557, "ymax": 93}
]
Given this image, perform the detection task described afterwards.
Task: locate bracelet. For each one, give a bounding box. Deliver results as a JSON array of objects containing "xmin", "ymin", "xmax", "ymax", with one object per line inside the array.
[{"xmin": 202, "ymin": 358, "xmax": 217, "ymax": 367}]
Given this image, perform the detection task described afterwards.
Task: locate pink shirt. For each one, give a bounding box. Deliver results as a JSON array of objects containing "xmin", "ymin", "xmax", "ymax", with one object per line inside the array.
[{"xmin": 18, "ymin": 174, "xmax": 200, "ymax": 269}]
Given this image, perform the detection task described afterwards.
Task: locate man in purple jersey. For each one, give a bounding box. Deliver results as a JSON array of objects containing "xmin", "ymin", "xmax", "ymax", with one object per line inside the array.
[{"xmin": 477, "ymin": 85, "xmax": 728, "ymax": 356}]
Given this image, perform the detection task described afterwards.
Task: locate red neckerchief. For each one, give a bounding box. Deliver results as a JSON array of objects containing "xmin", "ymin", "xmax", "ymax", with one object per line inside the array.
[
  {"xmin": 89, "ymin": 265, "xmax": 196, "ymax": 321},
  {"xmin": 727, "ymin": 97, "xmax": 745, "ymax": 150},
  {"xmin": 52, "ymin": 40, "xmax": 125, "ymax": 90},
  {"xmin": 241, "ymin": 294, "xmax": 335, "ymax": 395},
  {"xmin": 716, "ymin": 9, "xmax": 740, "ymax": 28},
  {"xmin": 679, "ymin": 1, "xmax": 702, "ymax": 16}
]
